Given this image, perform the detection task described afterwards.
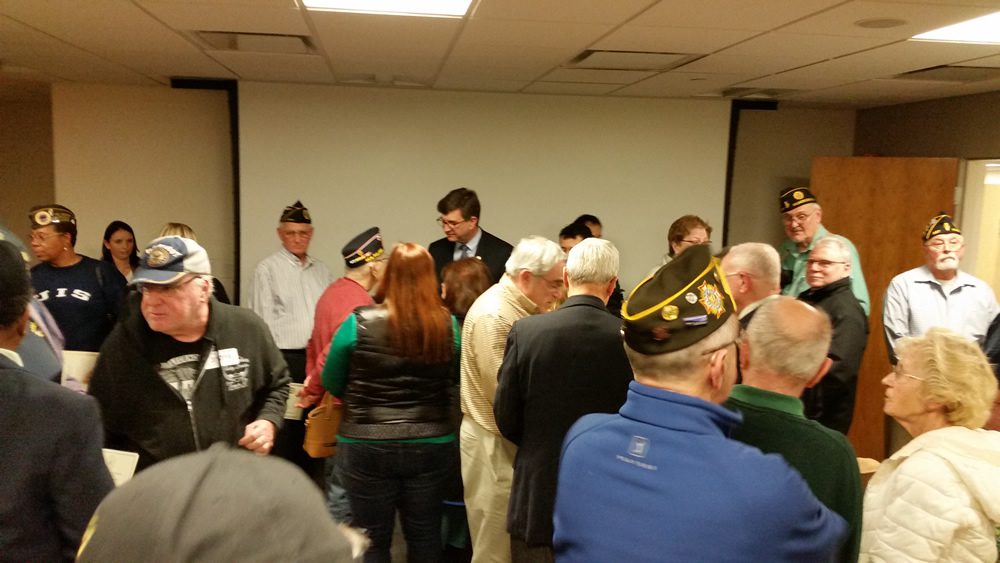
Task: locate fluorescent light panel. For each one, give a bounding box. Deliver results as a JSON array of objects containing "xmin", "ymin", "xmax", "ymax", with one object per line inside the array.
[
  {"xmin": 911, "ymin": 11, "xmax": 1000, "ymax": 45},
  {"xmin": 302, "ymin": 0, "xmax": 473, "ymax": 17}
]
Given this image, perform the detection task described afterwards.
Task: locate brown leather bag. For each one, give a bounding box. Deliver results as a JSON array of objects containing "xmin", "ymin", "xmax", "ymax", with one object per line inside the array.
[{"xmin": 303, "ymin": 393, "xmax": 342, "ymax": 458}]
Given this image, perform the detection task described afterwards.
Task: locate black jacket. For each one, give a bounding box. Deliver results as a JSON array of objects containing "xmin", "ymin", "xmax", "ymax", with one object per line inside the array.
[
  {"xmin": 339, "ymin": 305, "xmax": 455, "ymax": 440},
  {"xmin": 494, "ymin": 295, "xmax": 633, "ymax": 546},
  {"xmin": 89, "ymin": 295, "xmax": 290, "ymax": 470},
  {"xmin": 798, "ymin": 277, "xmax": 868, "ymax": 434},
  {"xmin": 429, "ymin": 228, "xmax": 513, "ymax": 283}
]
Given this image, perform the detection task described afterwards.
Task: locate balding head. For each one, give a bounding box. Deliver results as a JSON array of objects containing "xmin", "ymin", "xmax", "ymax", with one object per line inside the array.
[
  {"xmin": 742, "ymin": 297, "xmax": 832, "ymax": 394},
  {"xmin": 720, "ymin": 243, "xmax": 780, "ymax": 311}
]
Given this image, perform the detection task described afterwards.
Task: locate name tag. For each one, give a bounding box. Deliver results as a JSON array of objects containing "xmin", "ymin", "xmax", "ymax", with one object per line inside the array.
[{"xmin": 218, "ymin": 348, "xmax": 240, "ymax": 367}]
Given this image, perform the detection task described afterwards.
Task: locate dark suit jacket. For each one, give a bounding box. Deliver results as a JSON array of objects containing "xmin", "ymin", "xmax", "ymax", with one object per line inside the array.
[
  {"xmin": 429, "ymin": 228, "xmax": 513, "ymax": 283},
  {"xmin": 494, "ymin": 295, "xmax": 633, "ymax": 546},
  {"xmin": 0, "ymin": 354, "xmax": 114, "ymax": 562}
]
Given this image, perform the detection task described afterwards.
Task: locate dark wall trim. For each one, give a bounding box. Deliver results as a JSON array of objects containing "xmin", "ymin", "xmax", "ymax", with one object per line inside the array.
[
  {"xmin": 170, "ymin": 78, "xmax": 241, "ymax": 304},
  {"xmin": 723, "ymin": 99, "xmax": 778, "ymax": 248}
]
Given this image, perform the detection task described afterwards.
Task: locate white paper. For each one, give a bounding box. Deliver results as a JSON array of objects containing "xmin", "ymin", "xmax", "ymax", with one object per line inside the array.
[
  {"xmin": 61, "ymin": 351, "xmax": 99, "ymax": 393},
  {"xmin": 102, "ymin": 448, "xmax": 140, "ymax": 486},
  {"xmin": 284, "ymin": 383, "xmax": 304, "ymax": 420}
]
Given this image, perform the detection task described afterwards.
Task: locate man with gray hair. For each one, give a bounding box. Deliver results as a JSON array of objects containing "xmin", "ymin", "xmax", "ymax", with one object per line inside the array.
[
  {"xmin": 554, "ymin": 245, "xmax": 845, "ymax": 561},
  {"xmin": 797, "ymin": 235, "xmax": 868, "ymax": 434},
  {"xmin": 460, "ymin": 236, "xmax": 565, "ymax": 563},
  {"xmin": 494, "ymin": 238, "xmax": 632, "ymax": 562},
  {"xmin": 726, "ymin": 297, "xmax": 862, "ymax": 563},
  {"xmin": 720, "ymin": 242, "xmax": 781, "ymax": 327}
]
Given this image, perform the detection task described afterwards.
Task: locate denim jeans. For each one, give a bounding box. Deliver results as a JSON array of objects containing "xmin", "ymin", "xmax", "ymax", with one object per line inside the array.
[
  {"xmin": 339, "ymin": 441, "xmax": 456, "ymax": 563},
  {"xmin": 325, "ymin": 454, "xmax": 352, "ymax": 523}
]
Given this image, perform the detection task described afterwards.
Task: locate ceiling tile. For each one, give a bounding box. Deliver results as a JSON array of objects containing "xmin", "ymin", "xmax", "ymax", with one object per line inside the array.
[
  {"xmin": 139, "ymin": 1, "xmax": 310, "ymax": 35},
  {"xmin": 781, "ymin": 1, "xmax": 997, "ymax": 39},
  {"xmin": 207, "ymin": 51, "xmax": 333, "ymax": 82},
  {"xmin": 627, "ymin": 0, "xmax": 845, "ymax": 31},
  {"xmin": 522, "ymin": 82, "xmax": 624, "ymax": 95},
  {"xmin": 458, "ymin": 17, "xmax": 611, "ymax": 50},
  {"xmin": 782, "ymin": 78, "xmax": 958, "ymax": 107},
  {"xmin": 613, "ymin": 70, "xmax": 753, "ymax": 97},
  {"xmin": 433, "ymin": 75, "xmax": 528, "ymax": 92},
  {"xmin": 961, "ymin": 54, "xmax": 1000, "ymax": 68},
  {"xmin": 593, "ymin": 26, "xmax": 759, "ymax": 54},
  {"xmin": 541, "ymin": 68, "xmax": 656, "ymax": 84},
  {"xmin": 472, "ymin": 0, "xmax": 655, "ymax": 24}
]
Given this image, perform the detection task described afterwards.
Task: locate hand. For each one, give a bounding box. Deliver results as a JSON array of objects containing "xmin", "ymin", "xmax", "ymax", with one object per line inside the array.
[
  {"xmin": 238, "ymin": 419, "xmax": 276, "ymax": 455},
  {"xmin": 295, "ymin": 391, "xmax": 321, "ymax": 409}
]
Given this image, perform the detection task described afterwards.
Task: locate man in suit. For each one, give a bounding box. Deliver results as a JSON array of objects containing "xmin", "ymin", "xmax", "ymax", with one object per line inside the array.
[
  {"xmin": 0, "ymin": 240, "xmax": 114, "ymax": 562},
  {"xmin": 494, "ymin": 238, "xmax": 632, "ymax": 563},
  {"xmin": 720, "ymin": 242, "xmax": 781, "ymax": 328},
  {"xmin": 429, "ymin": 187, "xmax": 513, "ymax": 283}
]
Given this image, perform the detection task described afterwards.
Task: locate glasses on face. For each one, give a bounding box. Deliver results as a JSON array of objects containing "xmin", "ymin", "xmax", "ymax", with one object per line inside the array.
[
  {"xmin": 925, "ymin": 237, "xmax": 963, "ymax": 251},
  {"xmin": 281, "ymin": 229, "xmax": 313, "ymax": 239},
  {"xmin": 436, "ymin": 217, "xmax": 469, "ymax": 229},
  {"xmin": 782, "ymin": 209, "xmax": 816, "ymax": 225},
  {"xmin": 30, "ymin": 232, "xmax": 61, "ymax": 243},
  {"xmin": 139, "ymin": 276, "xmax": 197, "ymax": 297},
  {"xmin": 806, "ymin": 259, "xmax": 847, "ymax": 269},
  {"xmin": 534, "ymin": 274, "xmax": 563, "ymax": 291},
  {"xmin": 888, "ymin": 363, "xmax": 925, "ymax": 383},
  {"xmin": 681, "ymin": 238, "xmax": 712, "ymax": 246}
]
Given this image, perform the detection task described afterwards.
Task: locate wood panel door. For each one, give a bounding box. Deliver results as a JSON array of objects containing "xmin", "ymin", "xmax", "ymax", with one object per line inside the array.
[{"xmin": 810, "ymin": 156, "xmax": 959, "ymax": 460}]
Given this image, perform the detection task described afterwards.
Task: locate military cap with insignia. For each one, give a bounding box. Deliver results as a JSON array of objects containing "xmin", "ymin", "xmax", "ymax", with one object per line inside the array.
[
  {"xmin": 622, "ymin": 245, "xmax": 736, "ymax": 354},
  {"xmin": 922, "ymin": 211, "xmax": 961, "ymax": 241},
  {"xmin": 28, "ymin": 204, "xmax": 77, "ymax": 228},
  {"xmin": 132, "ymin": 236, "xmax": 212, "ymax": 285},
  {"xmin": 779, "ymin": 187, "xmax": 818, "ymax": 212},
  {"xmin": 280, "ymin": 200, "xmax": 312, "ymax": 224},
  {"xmin": 341, "ymin": 227, "xmax": 384, "ymax": 268}
]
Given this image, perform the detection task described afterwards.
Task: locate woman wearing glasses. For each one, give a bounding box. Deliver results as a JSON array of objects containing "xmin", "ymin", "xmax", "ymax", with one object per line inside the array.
[
  {"xmin": 28, "ymin": 205, "xmax": 127, "ymax": 352},
  {"xmin": 322, "ymin": 242, "xmax": 460, "ymax": 563},
  {"xmin": 860, "ymin": 327, "xmax": 1000, "ymax": 562},
  {"xmin": 666, "ymin": 214, "xmax": 712, "ymax": 260}
]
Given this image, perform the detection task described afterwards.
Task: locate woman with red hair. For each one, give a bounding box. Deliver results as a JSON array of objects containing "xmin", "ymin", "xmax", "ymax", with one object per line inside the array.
[{"xmin": 322, "ymin": 242, "xmax": 460, "ymax": 563}]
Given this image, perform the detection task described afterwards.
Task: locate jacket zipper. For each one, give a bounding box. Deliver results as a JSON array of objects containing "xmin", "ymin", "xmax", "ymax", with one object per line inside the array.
[{"xmin": 186, "ymin": 347, "xmax": 213, "ymax": 451}]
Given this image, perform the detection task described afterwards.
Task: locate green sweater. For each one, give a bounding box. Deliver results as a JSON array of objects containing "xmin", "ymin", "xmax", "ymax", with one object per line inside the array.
[{"xmin": 725, "ymin": 384, "xmax": 861, "ymax": 563}]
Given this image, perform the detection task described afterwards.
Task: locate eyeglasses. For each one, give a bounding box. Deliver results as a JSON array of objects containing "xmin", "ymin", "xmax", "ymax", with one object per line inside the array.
[
  {"xmin": 436, "ymin": 217, "xmax": 469, "ymax": 229},
  {"xmin": 533, "ymin": 273, "xmax": 564, "ymax": 291},
  {"xmin": 280, "ymin": 229, "xmax": 313, "ymax": 239},
  {"xmin": 805, "ymin": 259, "xmax": 847, "ymax": 269},
  {"xmin": 782, "ymin": 209, "xmax": 816, "ymax": 225},
  {"xmin": 925, "ymin": 237, "xmax": 963, "ymax": 251},
  {"xmin": 139, "ymin": 276, "xmax": 198, "ymax": 297},
  {"xmin": 680, "ymin": 239, "xmax": 712, "ymax": 246},
  {"xmin": 29, "ymin": 232, "xmax": 61, "ymax": 243},
  {"xmin": 888, "ymin": 364, "xmax": 925, "ymax": 383}
]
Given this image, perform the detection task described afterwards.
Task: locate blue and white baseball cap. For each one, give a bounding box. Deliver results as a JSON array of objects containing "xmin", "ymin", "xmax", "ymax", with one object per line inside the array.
[{"xmin": 132, "ymin": 236, "xmax": 212, "ymax": 285}]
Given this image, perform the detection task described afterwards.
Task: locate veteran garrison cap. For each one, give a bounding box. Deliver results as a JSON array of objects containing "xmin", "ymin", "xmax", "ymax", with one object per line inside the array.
[
  {"xmin": 779, "ymin": 187, "xmax": 818, "ymax": 212},
  {"xmin": 132, "ymin": 236, "xmax": 211, "ymax": 285},
  {"xmin": 622, "ymin": 245, "xmax": 735, "ymax": 354},
  {"xmin": 341, "ymin": 227, "xmax": 384, "ymax": 268},
  {"xmin": 28, "ymin": 204, "xmax": 76, "ymax": 228},
  {"xmin": 923, "ymin": 211, "xmax": 961, "ymax": 241},
  {"xmin": 280, "ymin": 200, "xmax": 312, "ymax": 224}
]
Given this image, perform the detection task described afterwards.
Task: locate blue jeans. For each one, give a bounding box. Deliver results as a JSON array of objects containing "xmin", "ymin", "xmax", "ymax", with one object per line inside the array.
[
  {"xmin": 325, "ymin": 454, "xmax": 352, "ymax": 523},
  {"xmin": 339, "ymin": 441, "xmax": 455, "ymax": 563}
]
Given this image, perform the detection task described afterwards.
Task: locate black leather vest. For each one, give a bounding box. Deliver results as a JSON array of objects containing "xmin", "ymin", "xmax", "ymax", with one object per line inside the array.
[{"xmin": 339, "ymin": 305, "xmax": 454, "ymax": 440}]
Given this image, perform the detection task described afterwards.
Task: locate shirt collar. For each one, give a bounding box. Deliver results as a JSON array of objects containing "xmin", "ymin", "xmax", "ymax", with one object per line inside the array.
[
  {"xmin": 279, "ymin": 246, "xmax": 314, "ymax": 268},
  {"xmin": 0, "ymin": 348, "xmax": 24, "ymax": 367},
  {"xmin": 729, "ymin": 384, "xmax": 804, "ymax": 417},
  {"xmin": 462, "ymin": 228, "xmax": 483, "ymax": 254},
  {"xmin": 500, "ymin": 274, "xmax": 539, "ymax": 315},
  {"xmin": 782, "ymin": 224, "xmax": 829, "ymax": 256},
  {"xmin": 738, "ymin": 294, "xmax": 780, "ymax": 319},
  {"xmin": 913, "ymin": 265, "xmax": 975, "ymax": 288}
]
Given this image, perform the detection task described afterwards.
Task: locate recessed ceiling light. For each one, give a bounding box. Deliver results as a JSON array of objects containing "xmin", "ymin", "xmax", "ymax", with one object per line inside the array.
[
  {"xmin": 911, "ymin": 11, "xmax": 1000, "ymax": 44},
  {"xmin": 302, "ymin": 0, "xmax": 473, "ymax": 17},
  {"xmin": 854, "ymin": 18, "xmax": 907, "ymax": 29}
]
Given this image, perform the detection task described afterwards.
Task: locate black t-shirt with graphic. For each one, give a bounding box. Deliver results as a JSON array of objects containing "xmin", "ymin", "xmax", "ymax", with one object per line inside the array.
[{"xmin": 149, "ymin": 333, "xmax": 203, "ymax": 401}]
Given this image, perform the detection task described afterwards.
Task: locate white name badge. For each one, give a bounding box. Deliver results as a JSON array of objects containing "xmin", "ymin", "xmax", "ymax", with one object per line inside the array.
[{"xmin": 218, "ymin": 348, "xmax": 240, "ymax": 367}]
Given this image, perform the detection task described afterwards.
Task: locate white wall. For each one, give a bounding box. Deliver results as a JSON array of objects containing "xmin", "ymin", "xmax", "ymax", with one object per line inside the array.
[
  {"xmin": 729, "ymin": 107, "xmax": 856, "ymax": 247},
  {"xmin": 240, "ymin": 83, "xmax": 731, "ymax": 296},
  {"xmin": 51, "ymin": 84, "xmax": 234, "ymax": 294}
]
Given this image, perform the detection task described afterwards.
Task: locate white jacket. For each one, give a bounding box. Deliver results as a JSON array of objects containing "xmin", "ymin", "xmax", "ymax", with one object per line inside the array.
[{"xmin": 861, "ymin": 426, "xmax": 1000, "ymax": 562}]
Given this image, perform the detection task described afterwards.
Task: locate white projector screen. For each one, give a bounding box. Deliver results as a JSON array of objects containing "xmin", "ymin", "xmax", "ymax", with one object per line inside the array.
[{"xmin": 239, "ymin": 82, "xmax": 730, "ymax": 299}]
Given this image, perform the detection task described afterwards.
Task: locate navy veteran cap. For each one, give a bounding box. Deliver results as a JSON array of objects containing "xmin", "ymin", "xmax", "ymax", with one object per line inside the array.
[
  {"xmin": 280, "ymin": 200, "xmax": 311, "ymax": 224},
  {"xmin": 622, "ymin": 245, "xmax": 735, "ymax": 354},
  {"xmin": 29, "ymin": 204, "xmax": 76, "ymax": 228},
  {"xmin": 341, "ymin": 227, "xmax": 384, "ymax": 268},
  {"xmin": 923, "ymin": 211, "xmax": 961, "ymax": 241},
  {"xmin": 779, "ymin": 187, "xmax": 818, "ymax": 212},
  {"xmin": 132, "ymin": 236, "xmax": 211, "ymax": 285}
]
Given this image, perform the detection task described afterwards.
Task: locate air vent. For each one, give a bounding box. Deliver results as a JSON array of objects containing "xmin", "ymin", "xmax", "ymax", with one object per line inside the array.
[
  {"xmin": 893, "ymin": 65, "xmax": 1000, "ymax": 83},
  {"xmin": 568, "ymin": 50, "xmax": 701, "ymax": 71},
  {"xmin": 196, "ymin": 32, "xmax": 314, "ymax": 55}
]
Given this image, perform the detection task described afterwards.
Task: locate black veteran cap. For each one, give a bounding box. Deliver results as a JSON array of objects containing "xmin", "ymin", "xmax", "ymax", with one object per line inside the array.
[
  {"xmin": 28, "ymin": 204, "xmax": 76, "ymax": 228},
  {"xmin": 280, "ymin": 200, "xmax": 312, "ymax": 224},
  {"xmin": 779, "ymin": 187, "xmax": 818, "ymax": 212},
  {"xmin": 923, "ymin": 211, "xmax": 961, "ymax": 241},
  {"xmin": 341, "ymin": 227, "xmax": 384, "ymax": 268},
  {"xmin": 622, "ymin": 245, "xmax": 735, "ymax": 354}
]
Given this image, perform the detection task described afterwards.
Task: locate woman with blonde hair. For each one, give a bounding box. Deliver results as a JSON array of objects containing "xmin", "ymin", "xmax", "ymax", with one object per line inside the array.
[
  {"xmin": 322, "ymin": 242, "xmax": 460, "ymax": 563},
  {"xmin": 861, "ymin": 327, "xmax": 1000, "ymax": 562},
  {"xmin": 157, "ymin": 222, "xmax": 230, "ymax": 304}
]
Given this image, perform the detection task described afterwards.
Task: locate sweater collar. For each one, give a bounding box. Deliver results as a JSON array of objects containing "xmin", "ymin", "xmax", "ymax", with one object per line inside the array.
[{"xmin": 728, "ymin": 384, "xmax": 805, "ymax": 417}]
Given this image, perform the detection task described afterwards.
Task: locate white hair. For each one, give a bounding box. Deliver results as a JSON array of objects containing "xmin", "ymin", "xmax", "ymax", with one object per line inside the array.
[
  {"xmin": 724, "ymin": 243, "xmax": 780, "ymax": 291},
  {"xmin": 505, "ymin": 236, "xmax": 565, "ymax": 277},
  {"xmin": 566, "ymin": 238, "xmax": 618, "ymax": 285},
  {"xmin": 812, "ymin": 235, "xmax": 850, "ymax": 263}
]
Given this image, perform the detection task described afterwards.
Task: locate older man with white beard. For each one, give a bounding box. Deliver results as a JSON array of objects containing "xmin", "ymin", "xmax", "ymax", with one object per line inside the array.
[{"xmin": 883, "ymin": 212, "xmax": 998, "ymax": 364}]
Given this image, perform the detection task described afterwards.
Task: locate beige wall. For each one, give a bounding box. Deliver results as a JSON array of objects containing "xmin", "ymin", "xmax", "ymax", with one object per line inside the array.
[
  {"xmin": 729, "ymin": 106, "xmax": 857, "ymax": 247},
  {"xmin": 0, "ymin": 96, "xmax": 55, "ymax": 245},
  {"xmin": 239, "ymin": 83, "xmax": 732, "ymax": 296},
  {"xmin": 51, "ymin": 84, "xmax": 234, "ymax": 294}
]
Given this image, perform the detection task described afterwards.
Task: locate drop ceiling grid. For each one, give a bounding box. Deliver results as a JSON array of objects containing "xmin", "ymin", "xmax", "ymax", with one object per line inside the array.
[{"xmin": 138, "ymin": 1, "xmax": 312, "ymax": 36}]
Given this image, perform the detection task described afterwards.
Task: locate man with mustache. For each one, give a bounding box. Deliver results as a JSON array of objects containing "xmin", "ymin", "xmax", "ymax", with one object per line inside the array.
[{"xmin": 883, "ymin": 212, "xmax": 998, "ymax": 364}]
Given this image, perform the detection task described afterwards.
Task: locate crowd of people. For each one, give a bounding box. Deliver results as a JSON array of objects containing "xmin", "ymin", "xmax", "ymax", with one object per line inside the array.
[{"xmin": 1, "ymin": 185, "xmax": 999, "ymax": 563}]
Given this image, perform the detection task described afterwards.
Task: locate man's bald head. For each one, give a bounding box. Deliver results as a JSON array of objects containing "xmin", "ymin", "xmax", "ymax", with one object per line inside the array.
[{"xmin": 744, "ymin": 297, "xmax": 832, "ymax": 382}]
